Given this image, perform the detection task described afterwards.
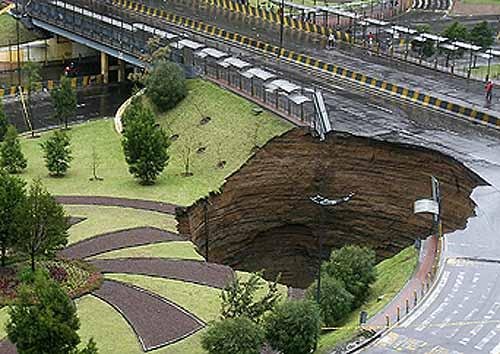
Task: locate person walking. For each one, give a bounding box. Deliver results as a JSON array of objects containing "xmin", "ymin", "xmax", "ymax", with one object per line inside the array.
[
  {"xmin": 485, "ymin": 80, "xmax": 494, "ymax": 104},
  {"xmin": 328, "ymin": 32, "xmax": 336, "ymax": 49}
]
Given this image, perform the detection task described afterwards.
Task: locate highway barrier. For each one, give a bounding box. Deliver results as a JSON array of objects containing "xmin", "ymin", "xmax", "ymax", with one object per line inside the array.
[{"xmin": 111, "ymin": 0, "xmax": 500, "ymax": 129}]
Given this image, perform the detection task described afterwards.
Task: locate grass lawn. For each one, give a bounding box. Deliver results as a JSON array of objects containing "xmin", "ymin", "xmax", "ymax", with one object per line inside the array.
[
  {"xmin": 77, "ymin": 295, "xmax": 206, "ymax": 354},
  {"xmin": 0, "ymin": 14, "xmax": 41, "ymax": 47},
  {"xmin": 462, "ymin": 0, "xmax": 500, "ymax": 4},
  {"xmin": 0, "ymin": 307, "xmax": 8, "ymax": 339},
  {"xmin": 65, "ymin": 205, "xmax": 177, "ymax": 244},
  {"xmin": 20, "ymin": 79, "xmax": 291, "ymax": 206},
  {"xmin": 471, "ymin": 63, "xmax": 500, "ymax": 80},
  {"xmin": 315, "ymin": 246, "xmax": 418, "ymax": 353},
  {"xmin": 106, "ymin": 274, "xmax": 222, "ymax": 322},
  {"xmin": 90, "ymin": 241, "xmax": 203, "ymax": 261}
]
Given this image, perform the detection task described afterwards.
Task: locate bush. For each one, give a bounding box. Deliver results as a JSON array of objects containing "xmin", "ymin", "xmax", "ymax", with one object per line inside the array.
[
  {"xmin": 201, "ymin": 317, "xmax": 265, "ymax": 354},
  {"xmin": 323, "ymin": 245, "xmax": 376, "ymax": 307},
  {"xmin": 306, "ymin": 275, "xmax": 354, "ymax": 326},
  {"xmin": 145, "ymin": 61, "xmax": 187, "ymax": 112},
  {"xmin": 0, "ymin": 125, "xmax": 27, "ymax": 173},
  {"xmin": 264, "ymin": 300, "xmax": 321, "ymax": 354},
  {"xmin": 41, "ymin": 130, "xmax": 72, "ymax": 177}
]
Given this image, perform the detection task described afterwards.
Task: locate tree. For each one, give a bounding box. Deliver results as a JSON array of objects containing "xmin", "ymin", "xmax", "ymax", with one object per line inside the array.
[
  {"xmin": 7, "ymin": 271, "xmax": 98, "ymax": 354},
  {"xmin": 41, "ymin": 130, "xmax": 73, "ymax": 177},
  {"xmin": 121, "ymin": 102, "xmax": 170, "ymax": 185},
  {"xmin": 414, "ymin": 24, "xmax": 435, "ymax": 58},
  {"xmin": 51, "ymin": 76, "xmax": 77, "ymax": 129},
  {"xmin": 264, "ymin": 300, "xmax": 321, "ymax": 354},
  {"xmin": 221, "ymin": 272, "xmax": 282, "ymax": 324},
  {"xmin": 323, "ymin": 245, "xmax": 377, "ymax": 307},
  {"xmin": 23, "ymin": 62, "xmax": 42, "ymax": 138},
  {"xmin": 469, "ymin": 21, "xmax": 495, "ymax": 49},
  {"xmin": 89, "ymin": 146, "xmax": 102, "ymax": 181},
  {"xmin": 0, "ymin": 125, "xmax": 27, "ymax": 174},
  {"xmin": 201, "ymin": 317, "xmax": 265, "ymax": 354},
  {"xmin": 0, "ymin": 99, "xmax": 8, "ymax": 142},
  {"xmin": 14, "ymin": 180, "xmax": 68, "ymax": 272},
  {"xmin": 306, "ymin": 275, "xmax": 354, "ymax": 326},
  {"xmin": 145, "ymin": 61, "xmax": 187, "ymax": 112},
  {"xmin": 0, "ymin": 171, "xmax": 26, "ymax": 267},
  {"xmin": 442, "ymin": 21, "xmax": 468, "ymax": 42},
  {"xmin": 180, "ymin": 133, "xmax": 199, "ymax": 177}
]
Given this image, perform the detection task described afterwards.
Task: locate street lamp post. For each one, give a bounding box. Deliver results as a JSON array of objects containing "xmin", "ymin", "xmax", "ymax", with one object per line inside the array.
[
  {"xmin": 309, "ymin": 192, "xmax": 355, "ymax": 303},
  {"xmin": 279, "ymin": 0, "xmax": 285, "ymax": 57},
  {"xmin": 486, "ymin": 48, "xmax": 492, "ymax": 81}
]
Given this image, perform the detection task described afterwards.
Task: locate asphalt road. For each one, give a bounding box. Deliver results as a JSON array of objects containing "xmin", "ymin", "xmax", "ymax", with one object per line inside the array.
[{"xmin": 4, "ymin": 83, "xmax": 132, "ymax": 133}]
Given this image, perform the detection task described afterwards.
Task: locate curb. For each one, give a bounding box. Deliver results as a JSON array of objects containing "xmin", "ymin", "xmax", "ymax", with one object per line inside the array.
[
  {"xmin": 111, "ymin": 0, "xmax": 500, "ymax": 130},
  {"xmin": 114, "ymin": 88, "xmax": 145, "ymax": 134}
]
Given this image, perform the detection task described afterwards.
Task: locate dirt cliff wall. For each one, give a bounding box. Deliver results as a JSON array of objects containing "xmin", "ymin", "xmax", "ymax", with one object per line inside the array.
[{"xmin": 176, "ymin": 128, "xmax": 484, "ymax": 288}]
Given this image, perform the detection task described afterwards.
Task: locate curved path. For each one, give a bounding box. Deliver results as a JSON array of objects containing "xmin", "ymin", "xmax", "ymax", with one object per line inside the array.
[
  {"xmin": 92, "ymin": 280, "xmax": 204, "ymax": 351},
  {"xmin": 90, "ymin": 258, "xmax": 235, "ymax": 289},
  {"xmin": 59, "ymin": 227, "xmax": 185, "ymax": 260},
  {"xmin": 56, "ymin": 195, "xmax": 178, "ymax": 215}
]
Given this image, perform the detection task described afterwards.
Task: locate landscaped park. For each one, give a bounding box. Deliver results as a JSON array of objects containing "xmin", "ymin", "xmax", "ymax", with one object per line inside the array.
[{"xmin": 0, "ymin": 56, "xmax": 422, "ymax": 354}]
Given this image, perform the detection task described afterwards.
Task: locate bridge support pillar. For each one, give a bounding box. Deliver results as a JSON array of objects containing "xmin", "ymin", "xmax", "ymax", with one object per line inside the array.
[
  {"xmin": 101, "ymin": 52, "xmax": 109, "ymax": 84},
  {"xmin": 118, "ymin": 59, "xmax": 126, "ymax": 83}
]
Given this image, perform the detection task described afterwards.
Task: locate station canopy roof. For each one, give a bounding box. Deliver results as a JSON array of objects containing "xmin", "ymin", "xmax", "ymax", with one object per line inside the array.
[
  {"xmin": 195, "ymin": 48, "xmax": 228, "ymax": 59},
  {"xmin": 288, "ymin": 93, "xmax": 311, "ymax": 104},
  {"xmin": 173, "ymin": 39, "xmax": 205, "ymax": 50},
  {"xmin": 392, "ymin": 25, "xmax": 417, "ymax": 34},
  {"xmin": 412, "ymin": 35, "xmax": 427, "ymax": 42},
  {"xmin": 218, "ymin": 57, "xmax": 252, "ymax": 69},
  {"xmin": 241, "ymin": 68, "xmax": 276, "ymax": 81},
  {"xmin": 451, "ymin": 41, "xmax": 481, "ymax": 51},
  {"xmin": 316, "ymin": 7, "xmax": 361, "ymax": 19},
  {"xmin": 421, "ymin": 33, "xmax": 448, "ymax": 42},
  {"xmin": 487, "ymin": 49, "xmax": 500, "ymax": 56},
  {"xmin": 439, "ymin": 43, "xmax": 458, "ymax": 51},
  {"xmin": 269, "ymin": 0, "xmax": 317, "ymax": 13},
  {"xmin": 365, "ymin": 18, "xmax": 389, "ymax": 26},
  {"xmin": 477, "ymin": 52, "xmax": 493, "ymax": 60},
  {"xmin": 265, "ymin": 79, "xmax": 301, "ymax": 93}
]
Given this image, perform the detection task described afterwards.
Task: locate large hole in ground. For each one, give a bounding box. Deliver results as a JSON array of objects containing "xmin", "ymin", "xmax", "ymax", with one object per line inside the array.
[{"xmin": 176, "ymin": 128, "xmax": 485, "ymax": 288}]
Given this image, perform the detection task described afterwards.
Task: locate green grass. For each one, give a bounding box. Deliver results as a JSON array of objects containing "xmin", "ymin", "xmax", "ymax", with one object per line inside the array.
[
  {"xmin": 77, "ymin": 294, "xmax": 206, "ymax": 354},
  {"xmin": 236, "ymin": 271, "xmax": 289, "ymax": 301},
  {"xmin": 471, "ymin": 63, "xmax": 500, "ymax": 80},
  {"xmin": 0, "ymin": 14, "xmax": 41, "ymax": 47},
  {"xmin": 65, "ymin": 205, "xmax": 177, "ymax": 244},
  {"xmin": 89, "ymin": 241, "xmax": 204, "ymax": 261},
  {"xmin": 20, "ymin": 79, "xmax": 291, "ymax": 206},
  {"xmin": 315, "ymin": 246, "xmax": 418, "ymax": 353},
  {"xmin": 462, "ymin": 0, "xmax": 500, "ymax": 4},
  {"xmin": 106, "ymin": 274, "xmax": 222, "ymax": 322},
  {"xmin": 0, "ymin": 306, "xmax": 8, "ymax": 340}
]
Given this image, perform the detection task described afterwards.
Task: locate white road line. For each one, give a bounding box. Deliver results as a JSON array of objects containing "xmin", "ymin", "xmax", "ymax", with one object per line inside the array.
[
  {"xmin": 491, "ymin": 342, "xmax": 500, "ymax": 354},
  {"xmin": 475, "ymin": 330, "xmax": 496, "ymax": 350}
]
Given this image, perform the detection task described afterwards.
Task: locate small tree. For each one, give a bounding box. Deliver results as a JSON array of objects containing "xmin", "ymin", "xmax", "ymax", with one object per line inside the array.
[
  {"xmin": 121, "ymin": 102, "xmax": 170, "ymax": 185},
  {"xmin": 323, "ymin": 245, "xmax": 377, "ymax": 307},
  {"xmin": 180, "ymin": 133, "xmax": 199, "ymax": 177},
  {"xmin": 306, "ymin": 275, "xmax": 354, "ymax": 326},
  {"xmin": 221, "ymin": 272, "xmax": 282, "ymax": 324},
  {"xmin": 442, "ymin": 21, "xmax": 469, "ymax": 42},
  {"xmin": 145, "ymin": 61, "xmax": 187, "ymax": 112},
  {"xmin": 51, "ymin": 76, "xmax": 77, "ymax": 129},
  {"xmin": 264, "ymin": 300, "xmax": 321, "ymax": 354},
  {"xmin": 0, "ymin": 99, "xmax": 8, "ymax": 142},
  {"xmin": 469, "ymin": 21, "xmax": 495, "ymax": 49},
  {"xmin": 7, "ymin": 271, "xmax": 98, "ymax": 354},
  {"xmin": 89, "ymin": 146, "xmax": 102, "ymax": 181},
  {"xmin": 14, "ymin": 180, "xmax": 68, "ymax": 272},
  {"xmin": 0, "ymin": 171, "xmax": 26, "ymax": 267},
  {"xmin": 41, "ymin": 130, "xmax": 73, "ymax": 177},
  {"xmin": 0, "ymin": 125, "xmax": 27, "ymax": 174},
  {"xmin": 201, "ymin": 317, "xmax": 265, "ymax": 354}
]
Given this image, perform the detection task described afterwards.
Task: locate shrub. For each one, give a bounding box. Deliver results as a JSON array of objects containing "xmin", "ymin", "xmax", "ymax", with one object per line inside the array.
[
  {"xmin": 264, "ymin": 300, "xmax": 321, "ymax": 354},
  {"xmin": 201, "ymin": 317, "xmax": 265, "ymax": 354},
  {"xmin": 0, "ymin": 125, "xmax": 27, "ymax": 173},
  {"xmin": 40, "ymin": 130, "xmax": 72, "ymax": 177},
  {"xmin": 306, "ymin": 275, "xmax": 354, "ymax": 326},
  {"xmin": 145, "ymin": 61, "xmax": 187, "ymax": 111}
]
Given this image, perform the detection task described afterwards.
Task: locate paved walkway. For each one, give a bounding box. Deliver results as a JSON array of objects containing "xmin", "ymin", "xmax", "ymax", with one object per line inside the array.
[{"xmin": 369, "ymin": 235, "xmax": 438, "ymax": 327}]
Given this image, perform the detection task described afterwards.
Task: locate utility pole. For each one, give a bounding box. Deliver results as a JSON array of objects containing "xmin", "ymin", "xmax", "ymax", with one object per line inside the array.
[
  {"xmin": 309, "ymin": 192, "xmax": 355, "ymax": 303},
  {"xmin": 279, "ymin": 0, "xmax": 284, "ymax": 57},
  {"xmin": 16, "ymin": 0, "xmax": 21, "ymax": 87}
]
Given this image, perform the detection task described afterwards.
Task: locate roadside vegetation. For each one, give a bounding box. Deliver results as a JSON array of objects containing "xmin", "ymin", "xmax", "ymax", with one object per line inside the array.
[{"xmin": 0, "ymin": 14, "xmax": 41, "ymax": 47}]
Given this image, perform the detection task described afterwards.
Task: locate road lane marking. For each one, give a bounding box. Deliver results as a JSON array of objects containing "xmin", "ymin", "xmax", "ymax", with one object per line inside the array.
[{"xmin": 475, "ymin": 330, "xmax": 496, "ymax": 350}]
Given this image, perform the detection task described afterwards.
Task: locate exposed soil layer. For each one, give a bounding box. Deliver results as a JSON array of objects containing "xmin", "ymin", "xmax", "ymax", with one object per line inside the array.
[
  {"xmin": 59, "ymin": 227, "xmax": 185, "ymax": 260},
  {"xmin": 90, "ymin": 258, "xmax": 235, "ymax": 288},
  {"xmin": 177, "ymin": 128, "xmax": 485, "ymax": 288},
  {"xmin": 92, "ymin": 280, "xmax": 204, "ymax": 351},
  {"xmin": 55, "ymin": 196, "xmax": 177, "ymax": 214}
]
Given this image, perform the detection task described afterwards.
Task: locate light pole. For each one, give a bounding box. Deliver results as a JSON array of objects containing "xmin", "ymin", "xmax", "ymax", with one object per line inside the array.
[
  {"xmin": 279, "ymin": 0, "xmax": 284, "ymax": 57},
  {"xmin": 310, "ymin": 192, "xmax": 355, "ymax": 303}
]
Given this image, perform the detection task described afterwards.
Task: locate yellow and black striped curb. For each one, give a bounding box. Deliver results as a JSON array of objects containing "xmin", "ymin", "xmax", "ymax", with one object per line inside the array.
[
  {"xmin": 113, "ymin": 0, "xmax": 500, "ymax": 129},
  {"xmin": 0, "ymin": 74, "xmax": 104, "ymax": 98}
]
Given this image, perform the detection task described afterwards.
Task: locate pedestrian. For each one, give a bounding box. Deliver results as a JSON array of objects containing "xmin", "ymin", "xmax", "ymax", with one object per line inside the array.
[
  {"xmin": 485, "ymin": 80, "xmax": 494, "ymax": 104},
  {"xmin": 328, "ymin": 32, "xmax": 335, "ymax": 49}
]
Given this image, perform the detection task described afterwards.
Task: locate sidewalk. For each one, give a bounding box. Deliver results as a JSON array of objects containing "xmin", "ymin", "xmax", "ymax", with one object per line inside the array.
[
  {"xmin": 157, "ymin": 0, "xmax": 500, "ymax": 120},
  {"xmin": 368, "ymin": 235, "xmax": 438, "ymax": 328}
]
